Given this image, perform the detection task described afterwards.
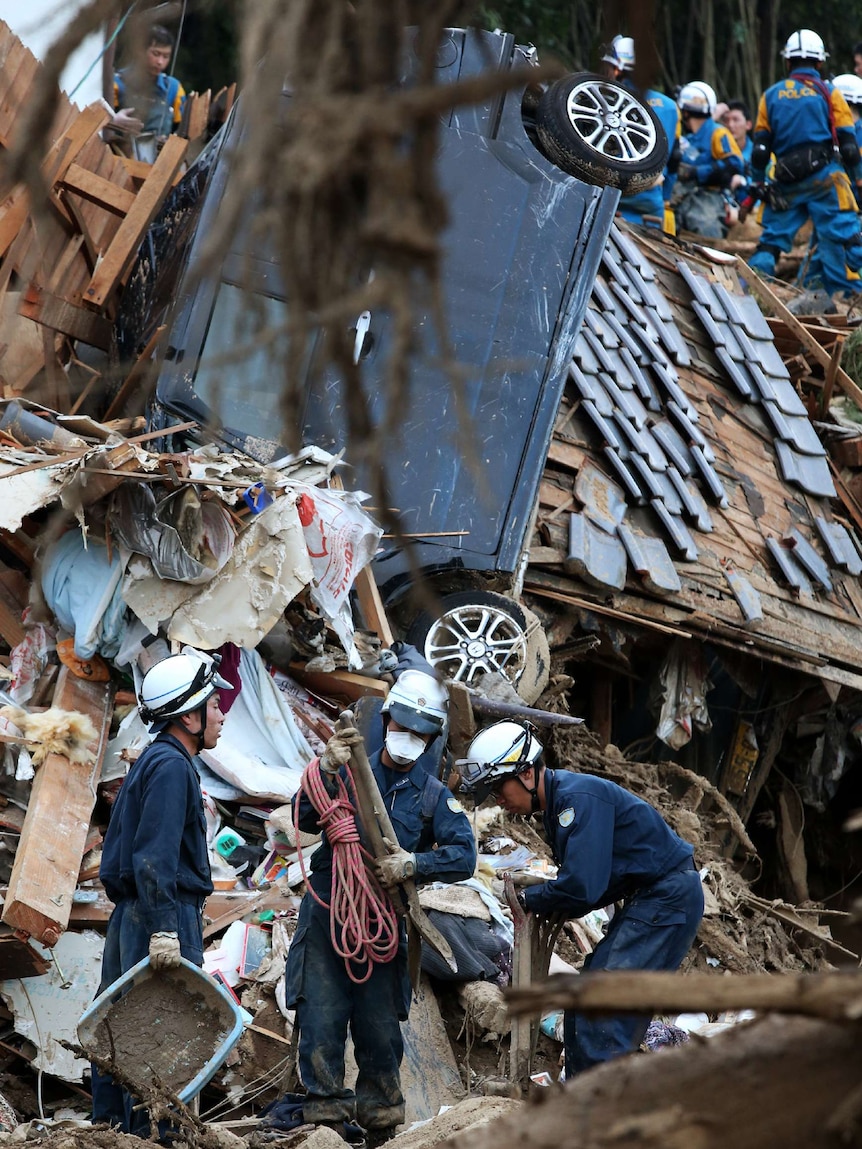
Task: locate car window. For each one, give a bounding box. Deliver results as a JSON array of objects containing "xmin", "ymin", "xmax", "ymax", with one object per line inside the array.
[{"xmin": 194, "ymin": 284, "xmax": 290, "ymax": 442}]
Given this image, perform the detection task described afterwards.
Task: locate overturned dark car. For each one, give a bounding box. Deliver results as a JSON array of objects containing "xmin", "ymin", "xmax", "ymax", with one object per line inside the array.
[{"xmin": 119, "ymin": 27, "xmax": 668, "ymax": 702}]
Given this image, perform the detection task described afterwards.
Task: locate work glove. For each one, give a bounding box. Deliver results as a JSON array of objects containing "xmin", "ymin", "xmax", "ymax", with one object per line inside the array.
[
  {"xmin": 149, "ymin": 931, "xmax": 182, "ymax": 970},
  {"xmin": 319, "ymin": 726, "xmax": 361, "ymax": 775},
  {"xmin": 508, "ymin": 871, "xmax": 547, "ymax": 888},
  {"xmin": 111, "ymin": 107, "xmax": 144, "ymax": 135},
  {"xmin": 374, "ymin": 836, "xmax": 416, "ymax": 888}
]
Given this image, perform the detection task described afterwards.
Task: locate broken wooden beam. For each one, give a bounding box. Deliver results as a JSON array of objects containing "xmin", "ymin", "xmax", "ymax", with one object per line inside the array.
[
  {"xmin": 506, "ymin": 969, "xmax": 862, "ymax": 1022},
  {"xmin": 1, "ymin": 668, "xmax": 114, "ymax": 946},
  {"xmin": 470, "ymin": 694, "xmax": 584, "ymax": 727},
  {"xmin": 83, "ymin": 134, "xmax": 187, "ymax": 311}
]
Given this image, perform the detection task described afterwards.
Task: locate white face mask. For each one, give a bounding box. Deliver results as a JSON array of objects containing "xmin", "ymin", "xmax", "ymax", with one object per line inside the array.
[{"xmin": 385, "ymin": 730, "xmax": 427, "ymax": 766}]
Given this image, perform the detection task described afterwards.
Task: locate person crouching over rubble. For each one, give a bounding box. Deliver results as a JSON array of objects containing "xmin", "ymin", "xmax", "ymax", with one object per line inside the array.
[
  {"xmin": 91, "ymin": 649, "xmax": 232, "ymax": 1135},
  {"xmin": 283, "ymin": 670, "xmax": 476, "ymax": 1148},
  {"xmin": 458, "ymin": 720, "xmax": 704, "ymax": 1079}
]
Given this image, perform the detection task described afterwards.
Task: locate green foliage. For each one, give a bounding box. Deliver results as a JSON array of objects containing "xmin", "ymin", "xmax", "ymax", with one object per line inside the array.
[{"xmin": 478, "ymin": 0, "xmax": 862, "ymax": 112}]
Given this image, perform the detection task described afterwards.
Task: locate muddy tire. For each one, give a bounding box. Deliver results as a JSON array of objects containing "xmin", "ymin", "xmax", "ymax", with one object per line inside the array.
[
  {"xmin": 535, "ymin": 72, "xmax": 668, "ymax": 193},
  {"xmin": 407, "ymin": 591, "xmax": 549, "ymax": 705}
]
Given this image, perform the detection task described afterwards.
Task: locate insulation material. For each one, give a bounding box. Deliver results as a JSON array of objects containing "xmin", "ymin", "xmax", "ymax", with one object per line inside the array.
[
  {"xmin": 0, "ymin": 930, "xmax": 103, "ymax": 1081},
  {"xmin": 122, "ymin": 493, "xmax": 314, "ymax": 648},
  {"xmin": 0, "ymin": 454, "xmax": 81, "ymax": 532}
]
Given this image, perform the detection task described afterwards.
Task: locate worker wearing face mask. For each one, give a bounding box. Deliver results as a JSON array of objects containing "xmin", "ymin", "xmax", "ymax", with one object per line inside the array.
[{"xmin": 282, "ymin": 669, "xmax": 476, "ymax": 1149}]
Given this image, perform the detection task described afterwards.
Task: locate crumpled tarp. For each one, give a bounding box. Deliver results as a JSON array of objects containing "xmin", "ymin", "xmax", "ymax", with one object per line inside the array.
[
  {"xmin": 199, "ymin": 647, "xmax": 313, "ymax": 801},
  {"xmin": 109, "ymin": 483, "xmax": 235, "ymax": 584},
  {"xmin": 41, "ymin": 529, "xmax": 127, "ymax": 659},
  {"xmin": 655, "ymin": 639, "xmax": 713, "ymax": 750}
]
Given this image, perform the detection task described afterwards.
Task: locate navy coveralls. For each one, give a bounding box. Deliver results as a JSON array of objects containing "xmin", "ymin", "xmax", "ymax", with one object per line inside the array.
[
  {"xmin": 284, "ymin": 752, "xmax": 476, "ymax": 1131},
  {"xmin": 522, "ymin": 770, "xmax": 703, "ymax": 1078},
  {"xmin": 92, "ymin": 733, "xmax": 213, "ymax": 1135}
]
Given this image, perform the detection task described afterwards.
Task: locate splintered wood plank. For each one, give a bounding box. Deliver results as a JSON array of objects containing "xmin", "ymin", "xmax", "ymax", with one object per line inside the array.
[
  {"xmin": 1, "ymin": 669, "xmax": 114, "ymax": 946},
  {"xmin": 186, "ymin": 89, "xmax": 211, "ymax": 141},
  {"xmin": 353, "ymin": 564, "xmax": 394, "ymax": 646},
  {"xmin": 18, "ymin": 284, "xmax": 112, "ymax": 349},
  {"xmin": 57, "ymin": 162, "xmax": 136, "ymax": 216},
  {"xmin": 102, "ymin": 323, "xmax": 166, "ymax": 419},
  {"xmin": 83, "ymin": 135, "xmax": 187, "ymax": 310}
]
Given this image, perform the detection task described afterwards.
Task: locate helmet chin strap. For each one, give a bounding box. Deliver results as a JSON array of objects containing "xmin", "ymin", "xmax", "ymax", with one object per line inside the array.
[
  {"xmin": 192, "ymin": 704, "xmax": 208, "ymax": 754},
  {"xmin": 515, "ymin": 769, "xmax": 541, "ymax": 814}
]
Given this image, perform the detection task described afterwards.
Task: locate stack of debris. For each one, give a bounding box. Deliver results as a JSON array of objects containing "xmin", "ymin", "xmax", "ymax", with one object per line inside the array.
[{"xmin": 0, "ymin": 18, "xmax": 857, "ymax": 1138}]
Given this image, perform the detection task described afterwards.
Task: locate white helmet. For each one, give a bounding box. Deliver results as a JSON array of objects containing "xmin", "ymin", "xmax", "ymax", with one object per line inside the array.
[
  {"xmin": 381, "ymin": 669, "xmax": 448, "ymax": 736},
  {"xmin": 457, "ymin": 720, "xmax": 543, "ymax": 798},
  {"xmin": 139, "ymin": 649, "xmax": 232, "ymax": 728},
  {"xmin": 833, "ymin": 73, "xmax": 862, "ymax": 106},
  {"xmin": 602, "ymin": 35, "xmax": 635, "ymax": 72},
  {"xmin": 782, "ymin": 29, "xmax": 827, "ymax": 61},
  {"xmin": 678, "ymin": 81, "xmax": 717, "ymax": 116}
]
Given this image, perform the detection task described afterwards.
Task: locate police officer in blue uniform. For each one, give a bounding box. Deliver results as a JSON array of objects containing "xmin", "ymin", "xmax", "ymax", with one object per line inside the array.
[
  {"xmin": 748, "ymin": 29, "xmax": 862, "ymax": 296},
  {"xmin": 459, "ymin": 720, "xmax": 703, "ymax": 1079},
  {"xmin": 675, "ymin": 81, "xmax": 744, "ymax": 237},
  {"xmin": 92, "ymin": 649, "xmax": 232, "ymax": 1134},
  {"xmin": 600, "ymin": 36, "xmax": 681, "ymax": 232},
  {"xmin": 285, "ymin": 671, "xmax": 476, "ymax": 1147}
]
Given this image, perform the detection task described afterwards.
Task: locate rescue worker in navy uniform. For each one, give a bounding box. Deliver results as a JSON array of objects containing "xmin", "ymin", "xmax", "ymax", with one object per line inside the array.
[
  {"xmin": 285, "ymin": 671, "xmax": 476, "ymax": 1147},
  {"xmin": 747, "ymin": 30, "xmax": 862, "ymax": 296},
  {"xmin": 675, "ymin": 81, "xmax": 744, "ymax": 237},
  {"xmin": 459, "ymin": 720, "xmax": 703, "ymax": 1078},
  {"xmin": 91, "ymin": 649, "xmax": 232, "ymax": 1135},
  {"xmin": 600, "ymin": 36, "xmax": 681, "ymax": 232}
]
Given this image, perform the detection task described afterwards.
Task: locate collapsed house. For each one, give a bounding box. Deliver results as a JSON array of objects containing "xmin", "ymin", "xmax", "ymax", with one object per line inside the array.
[{"xmin": 0, "ymin": 17, "xmax": 859, "ymax": 1143}]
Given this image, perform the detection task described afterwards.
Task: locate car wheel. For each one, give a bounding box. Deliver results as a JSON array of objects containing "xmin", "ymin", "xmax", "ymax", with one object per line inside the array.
[
  {"xmin": 407, "ymin": 591, "xmax": 550, "ymax": 706},
  {"xmin": 535, "ymin": 72, "xmax": 668, "ymax": 193}
]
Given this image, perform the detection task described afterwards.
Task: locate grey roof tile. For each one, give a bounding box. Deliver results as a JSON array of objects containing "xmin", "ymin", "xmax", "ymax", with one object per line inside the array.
[
  {"xmin": 566, "ymin": 512, "xmax": 627, "ymax": 590},
  {"xmin": 573, "ymin": 332, "xmax": 601, "ymax": 376},
  {"xmin": 692, "ymin": 300, "xmax": 727, "ymax": 347},
  {"xmin": 769, "ymin": 408, "xmax": 826, "ymax": 457},
  {"xmin": 714, "ymin": 347, "xmax": 755, "ymax": 399},
  {"xmin": 814, "ymin": 517, "xmax": 862, "ymax": 576},
  {"xmin": 603, "ymin": 446, "xmax": 647, "ymax": 502},
  {"xmin": 610, "ymin": 226, "xmax": 657, "ymax": 281},
  {"xmin": 650, "ymin": 499, "xmax": 699, "ymax": 560},
  {"xmin": 651, "ymin": 419, "xmax": 694, "ymax": 476},
  {"xmin": 721, "ymin": 560, "xmax": 764, "ymax": 623},
  {"xmin": 765, "ymin": 536, "xmax": 813, "ymax": 594},
  {"xmin": 690, "ymin": 444, "xmax": 729, "ymax": 506},
  {"xmin": 590, "ymin": 276, "xmax": 618, "ymax": 314},
  {"xmin": 783, "ymin": 528, "xmax": 833, "ymax": 592},
  {"xmin": 774, "ymin": 440, "xmax": 836, "ymax": 498},
  {"xmin": 575, "ymin": 461, "xmax": 628, "ymax": 533},
  {"xmin": 649, "ymin": 468, "xmax": 684, "ymax": 515},
  {"xmin": 747, "ymin": 362, "xmax": 808, "ymax": 415},
  {"xmin": 617, "ymin": 524, "xmax": 682, "ymax": 593},
  {"xmin": 627, "ymin": 450, "xmax": 668, "ymax": 500},
  {"xmin": 666, "ymin": 467, "xmax": 714, "ymax": 531},
  {"xmin": 568, "ymin": 363, "xmax": 615, "ymax": 417},
  {"xmin": 734, "ymin": 292, "xmax": 775, "ymax": 341}
]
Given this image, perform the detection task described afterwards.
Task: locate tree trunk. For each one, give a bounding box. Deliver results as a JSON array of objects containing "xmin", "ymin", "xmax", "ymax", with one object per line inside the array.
[{"xmin": 453, "ymin": 1015, "xmax": 862, "ymax": 1149}]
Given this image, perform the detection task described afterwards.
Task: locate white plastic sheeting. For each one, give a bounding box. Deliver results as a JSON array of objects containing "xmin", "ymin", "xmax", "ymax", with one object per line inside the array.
[{"xmin": 198, "ymin": 648, "xmax": 313, "ymax": 802}]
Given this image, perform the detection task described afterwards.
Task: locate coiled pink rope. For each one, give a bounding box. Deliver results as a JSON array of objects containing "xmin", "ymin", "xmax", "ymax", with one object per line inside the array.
[{"xmin": 295, "ymin": 756, "xmax": 400, "ymax": 984}]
